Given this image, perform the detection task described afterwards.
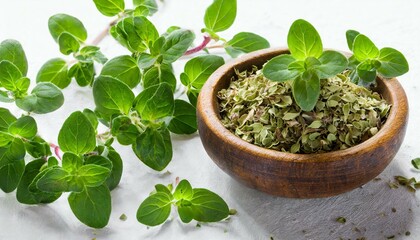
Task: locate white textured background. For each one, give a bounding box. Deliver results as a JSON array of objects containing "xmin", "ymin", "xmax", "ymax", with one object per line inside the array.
[{"xmin": 1, "ymin": 0, "xmax": 420, "ymax": 239}]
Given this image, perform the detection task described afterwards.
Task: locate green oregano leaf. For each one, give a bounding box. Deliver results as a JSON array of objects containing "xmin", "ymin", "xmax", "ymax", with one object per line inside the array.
[
  {"xmin": 0, "ymin": 60, "xmax": 22, "ymax": 91},
  {"xmin": 180, "ymin": 55, "xmax": 225, "ymax": 89},
  {"xmin": 48, "ymin": 14, "xmax": 87, "ymax": 42},
  {"xmin": 8, "ymin": 116, "xmax": 37, "ymax": 139},
  {"xmin": 15, "ymin": 82, "xmax": 64, "ymax": 114},
  {"xmin": 136, "ymin": 191, "xmax": 173, "ymax": 226},
  {"xmin": 161, "ymin": 29, "xmax": 195, "ymax": 64},
  {"xmin": 0, "ymin": 108, "xmax": 17, "ymax": 131},
  {"xmin": 58, "ymin": 32, "xmax": 80, "ymax": 55},
  {"xmin": 36, "ymin": 168, "xmax": 70, "ymax": 193},
  {"xmin": 0, "ymin": 39, "xmax": 28, "ymax": 76},
  {"xmin": 315, "ymin": 51, "xmax": 348, "ymax": 79},
  {"xmin": 262, "ymin": 55, "xmax": 299, "ymax": 82},
  {"xmin": 352, "ymin": 34, "xmax": 379, "ymax": 62},
  {"xmin": 100, "ymin": 55, "xmax": 141, "ymax": 88},
  {"xmin": 168, "ymin": 100, "xmax": 198, "ymax": 135},
  {"xmin": 287, "ymin": 19, "xmax": 323, "ymax": 60},
  {"xmin": 111, "ymin": 115, "xmax": 139, "ymax": 146},
  {"xmin": 68, "ymin": 184, "xmax": 112, "ymax": 229},
  {"xmin": 16, "ymin": 159, "xmax": 62, "ymax": 204},
  {"xmin": 105, "ymin": 149, "xmax": 123, "ymax": 190},
  {"xmin": 356, "ymin": 61, "xmax": 377, "ymax": 83},
  {"xmin": 292, "ymin": 70, "xmax": 320, "ymax": 111},
  {"xmin": 188, "ymin": 188, "xmax": 229, "ymax": 222},
  {"xmin": 92, "ymin": 0, "xmax": 125, "ymax": 17},
  {"xmin": 132, "ymin": 125, "xmax": 172, "ymax": 171},
  {"xmin": 0, "ymin": 159, "xmax": 25, "ymax": 193},
  {"xmin": 225, "ymin": 32, "xmax": 270, "ymax": 58},
  {"xmin": 78, "ymin": 46, "xmax": 108, "ymax": 64},
  {"xmin": 133, "ymin": 0, "xmax": 158, "ymax": 16},
  {"xmin": 36, "ymin": 58, "xmax": 70, "ymax": 89},
  {"xmin": 93, "ymin": 76, "xmax": 135, "ymax": 115},
  {"xmin": 68, "ymin": 61, "xmax": 95, "ymax": 87},
  {"xmin": 134, "ymin": 83, "xmax": 174, "ymax": 121},
  {"xmin": 174, "ymin": 179, "xmax": 193, "ymax": 200},
  {"xmin": 77, "ymin": 164, "xmax": 111, "ymax": 187},
  {"xmin": 377, "ymin": 47, "xmax": 409, "ymax": 78},
  {"xmin": 204, "ymin": 0, "xmax": 237, "ymax": 32},
  {"xmin": 58, "ymin": 111, "xmax": 96, "ymax": 155}
]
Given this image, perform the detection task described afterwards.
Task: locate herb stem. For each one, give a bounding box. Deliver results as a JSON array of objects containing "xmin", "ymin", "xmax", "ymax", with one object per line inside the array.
[
  {"xmin": 49, "ymin": 143, "xmax": 62, "ymax": 160},
  {"xmin": 90, "ymin": 17, "xmax": 120, "ymax": 46},
  {"xmin": 184, "ymin": 35, "xmax": 212, "ymax": 56},
  {"xmin": 206, "ymin": 44, "xmax": 224, "ymax": 49}
]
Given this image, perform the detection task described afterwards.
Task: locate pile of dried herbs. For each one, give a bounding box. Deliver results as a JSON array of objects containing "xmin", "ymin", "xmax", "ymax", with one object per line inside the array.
[{"xmin": 218, "ymin": 68, "xmax": 391, "ymax": 153}]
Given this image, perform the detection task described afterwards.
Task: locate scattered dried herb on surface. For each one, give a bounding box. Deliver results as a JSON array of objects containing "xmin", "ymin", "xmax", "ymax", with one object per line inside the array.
[
  {"xmin": 336, "ymin": 217, "xmax": 347, "ymax": 224},
  {"xmin": 218, "ymin": 68, "xmax": 391, "ymax": 153}
]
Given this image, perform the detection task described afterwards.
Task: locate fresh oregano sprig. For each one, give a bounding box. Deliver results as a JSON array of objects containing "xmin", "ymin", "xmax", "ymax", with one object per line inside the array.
[
  {"xmin": 137, "ymin": 179, "xmax": 233, "ymax": 226},
  {"xmin": 346, "ymin": 30, "xmax": 409, "ymax": 85},
  {"xmin": 262, "ymin": 19, "xmax": 348, "ymax": 111}
]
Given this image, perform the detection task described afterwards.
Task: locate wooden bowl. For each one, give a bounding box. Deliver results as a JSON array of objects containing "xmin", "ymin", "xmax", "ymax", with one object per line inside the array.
[{"xmin": 196, "ymin": 48, "xmax": 409, "ymax": 198}]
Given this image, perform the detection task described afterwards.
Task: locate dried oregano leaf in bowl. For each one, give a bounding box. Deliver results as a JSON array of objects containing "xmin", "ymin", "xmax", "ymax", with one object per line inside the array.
[{"xmin": 218, "ymin": 67, "xmax": 391, "ymax": 154}]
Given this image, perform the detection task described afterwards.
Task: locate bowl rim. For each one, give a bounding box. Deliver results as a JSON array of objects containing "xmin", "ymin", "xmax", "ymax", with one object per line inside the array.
[{"xmin": 197, "ymin": 47, "xmax": 408, "ymax": 163}]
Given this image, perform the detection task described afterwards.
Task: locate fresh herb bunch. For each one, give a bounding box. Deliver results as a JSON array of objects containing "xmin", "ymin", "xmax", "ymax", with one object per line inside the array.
[
  {"xmin": 0, "ymin": 0, "xmax": 272, "ymax": 229},
  {"xmin": 262, "ymin": 19, "xmax": 409, "ymax": 111},
  {"xmin": 137, "ymin": 179, "xmax": 233, "ymax": 226}
]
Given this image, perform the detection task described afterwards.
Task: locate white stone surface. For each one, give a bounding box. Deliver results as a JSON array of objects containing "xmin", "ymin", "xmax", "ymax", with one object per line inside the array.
[{"xmin": 1, "ymin": 0, "xmax": 420, "ymax": 239}]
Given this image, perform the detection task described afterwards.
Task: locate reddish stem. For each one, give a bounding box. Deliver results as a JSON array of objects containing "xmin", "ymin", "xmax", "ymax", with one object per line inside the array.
[
  {"xmin": 49, "ymin": 143, "xmax": 62, "ymax": 160},
  {"xmin": 184, "ymin": 35, "xmax": 212, "ymax": 56}
]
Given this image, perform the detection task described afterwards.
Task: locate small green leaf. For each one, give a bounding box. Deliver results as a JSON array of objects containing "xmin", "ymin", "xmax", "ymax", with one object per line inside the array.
[
  {"xmin": 110, "ymin": 16, "xmax": 158, "ymax": 53},
  {"xmin": 155, "ymin": 184, "xmax": 172, "ymax": 195},
  {"xmin": 178, "ymin": 203, "xmax": 194, "ymax": 223},
  {"xmin": 111, "ymin": 115, "xmax": 139, "ymax": 145},
  {"xmin": 48, "ymin": 14, "xmax": 87, "ymax": 42},
  {"xmin": 134, "ymin": 83, "xmax": 174, "ymax": 121},
  {"xmin": 412, "ymin": 158, "xmax": 420, "ymax": 170},
  {"xmin": 133, "ymin": 0, "xmax": 158, "ymax": 16},
  {"xmin": 0, "ymin": 90, "xmax": 14, "ymax": 103},
  {"xmin": 137, "ymin": 53, "xmax": 157, "ymax": 68},
  {"xmin": 0, "ymin": 39, "xmax": 28, "ymax": 76},
  {"xmin": 0, "ymin": 159, "xmax": 25, "ymax": 193},
  {"xmin": 346, "ymin": 30, "xmax": 360, "ymax": 51},
  {"xmin": 15, "ymin": 82, "xmax": 64, "ymax": 114},
  {"xmin": 78, "ymin": 46, "xmax": 108, "ymax": 64},
  {"xmin": 353, "ymin": 34, "xmax": 379, "ymax": 62},
  {"xmin": 137, "ymin": 191, "xmax": 173, "ymax": 226},
  {"xmin": 0, "ymin": 60, "xmax": 22, "ymax": 91},
  {"xmin": 100, "ymin": 55, "xmax": 140, "ymax": 88},
  {"xmin": 132, "ymin": 126, "xmax": 172, "ymax": 171},
  {"xmin": 93, "ymin": 76, "xmax": 135, "ymax": 115},
  {"xmin": 225, "ymin": 32, "xmax": 270, "ymax": 58},
  {"xmin": 58, "ymin": 32, "xmax": 80, "ymax": 55},
  {"xmin": 0, "ymin": 138, "xmax": 25, "ymax": 168},
  {"xmin": 58, "ymin": 111, "xmax": 96, "ymax": 155},
  {"xmin": 162, "ymin": 29, "xmax": 195, "ymax": 64},
  {"xmin": 357, "ymin": 61, "xmax": 377, "ymax": 83},
  {"xmin": 105, "ymin": 149, "xmax": 123, "ymax": 190},
  {"xmin": 14, "ymin": 77, "xmax": 30, "ymax": 97},
  {"xmin": 186, "ymin": 88, "xmax": 200, "ymax": 107},
  {"xmin": 78, "ymin": 164, "xmax": 111, "ymax": 187},
  {"xmin": 168, "ymin": 100, "xmax": 197, "ymax": 135},
  {"xmin": 68, "ymin": 61, "xmax": 95, "ymax": 87},
  {"xmin": 68, "ymin": 184, "xmax": 111, "ymax": 229},
  {"xmin": 292, "ymin": 70, "xmax": 320, "ymax": 111},
  {"xmin": 143, "ymin": 65, "xmax": 176, "ymax": 92},
  {"xmin": 8, "ymin": 116, "xmax": 37, "ymax": 139},
  {"xmin": 174, "ymin": 179, "xmax": 193, "ymax": 200},
  {"xmin": 0, "ymin": 108, "xmax": 17, "ymax": 131},
  {"xmin": 36, "ymin": 168, "xmax": 70, "ymax": 193},
  {"xmin": 287, "ymin": 19, "xmax": 323, "ymax": 60},
  {"xmin": 0, "ymin": 132, "xmax": 14, "ymax": 147},
  {"xmin": 190, "ymin": 188, "xmax": 229, "ymax": 222},
  {"xmin": 262, "ymin": 55, "xmax": 299, "ymax": 82},
  {"xmin": 24, "ymin": 136, "xmax": 51, "ymax": 158},
  {"xmin": 16, "ymin": 159, "xmax": 62, "ymax": 204},
  {"xmin": 180, "ymin": 55, "xmax": 224, "ymax": 89},
  {"xmin": 315, "ymin": 51, "xmax": 348, "ymax": 79},
  {"xmin": 377, "ymin": 47, "xmax": 409, "ymax": 78},
  {"xmin": 85, "ymin": 155, "xmax": 113, "ymax": 170},
  {"xmin": 62, "ymin": 152, "xmax": 83, "ymax": 173},
  {"xmin": 93, "ymin": 0, "xmax": 125, "ymax": 17},
  {"xmin": 36, "ymin": 58, "xmax": 70, "ymax": 89},
  {"xmin": 204, "ymin": 0, "xmax": 237, "ymax": 32}
]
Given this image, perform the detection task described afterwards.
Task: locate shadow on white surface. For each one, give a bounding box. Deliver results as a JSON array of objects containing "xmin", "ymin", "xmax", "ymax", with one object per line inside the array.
[{"xmin": 227, "ymin": 162, "xmax": 415, "ymax": 240}]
